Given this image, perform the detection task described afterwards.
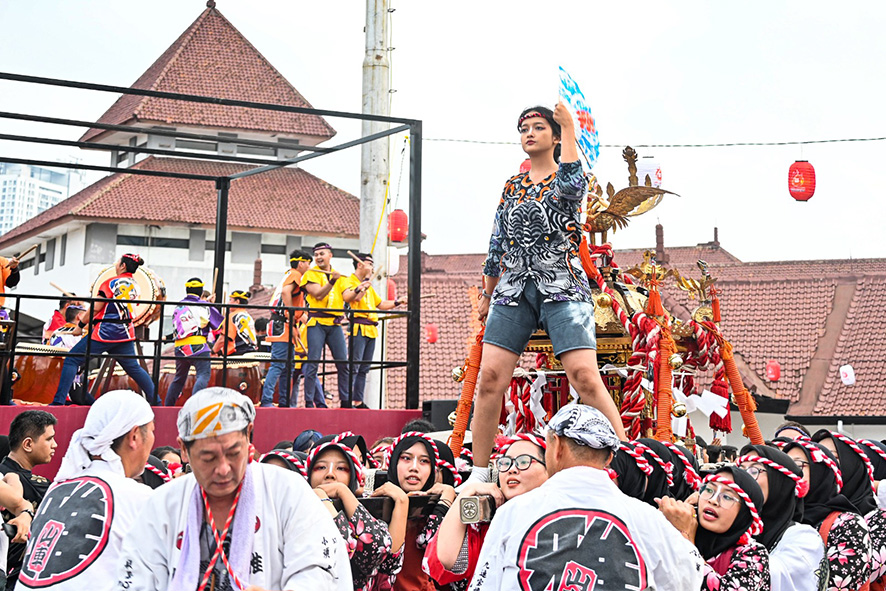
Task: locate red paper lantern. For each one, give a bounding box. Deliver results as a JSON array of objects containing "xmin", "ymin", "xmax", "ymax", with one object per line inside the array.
[
  {"xmin": 426, "ymin": 323, "xmax": 438, "ymax": 344},
  {"xmin": 788, "ymin": 161, "xmax": 816, "ymax": 201},
  {"xmin": 519, "ymin": 159, "xmax": 531, "ymax": 173},
  {"xmin": 386, "ymin": 278, "xmax": 397, "ymax": 301},
  {"xmin": 766, "ymin": 360, "xmax": 781, "ymax": 382},
  {"xmin": 388, "ymin": 209, "xmax": 408, "ymax": 243}
]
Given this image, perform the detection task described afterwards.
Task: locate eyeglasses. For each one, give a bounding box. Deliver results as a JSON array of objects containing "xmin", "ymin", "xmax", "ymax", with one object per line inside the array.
[
  {"xmin": 699, "ymin": 483, "xmax": 741, "ymax": 509},
  {"xmin": 791, "ymin": 459, "xmax": 810, "ymax": 470},
  {"xmin": 742, "ymin": 464, "xmax": 767, "ymax": 481},
  {"xmin": 495, "ymin": 454, "xmax": 545, "ymax": 472}
]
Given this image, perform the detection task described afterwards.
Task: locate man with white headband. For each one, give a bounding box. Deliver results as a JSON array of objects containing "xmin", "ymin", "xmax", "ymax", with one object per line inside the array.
[
  {"xmin": 468, "ymin": 404, "xmax": 704, "ymax": 591},
  {"xmin": 18, "ymin": 390, "xmax": 155, "ymax": 591},
  {"xmin": 116, "ymin": 387, "xmax": 351, "ymax": 591}
]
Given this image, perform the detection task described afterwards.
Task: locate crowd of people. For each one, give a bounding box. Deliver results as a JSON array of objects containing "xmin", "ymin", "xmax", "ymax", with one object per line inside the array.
[
  {"xmin": 0, "ymin": 390, "xmax": 883, "ymax": 590},
  {"xmin": 25, "ymin": 242, "xmax": 405, "ymax": 409}
]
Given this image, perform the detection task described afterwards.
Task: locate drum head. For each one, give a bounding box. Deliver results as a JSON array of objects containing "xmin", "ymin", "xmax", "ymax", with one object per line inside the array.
[{"xmin": 90, "ymin": 265, "xmax": 165, "ymax": 327}]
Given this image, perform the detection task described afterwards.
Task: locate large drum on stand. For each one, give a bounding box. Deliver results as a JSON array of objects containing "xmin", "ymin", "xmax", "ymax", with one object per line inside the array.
[
  {"xmin": 87, "ymin": 366, "xmax": 138, "ymax": 396},
  {"xmin": 89, "ymin": 265, "xmax": 166, "ymax": 327},
  {"xmin": 158, "ymin": 357, "xmax": 262, "ymax": 406},
  {"xmin": 11, "ymin": 343, "xmax": 68, "ymax": 405}
]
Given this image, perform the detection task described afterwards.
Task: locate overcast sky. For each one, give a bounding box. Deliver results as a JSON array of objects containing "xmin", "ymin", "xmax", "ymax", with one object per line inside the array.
[{"xmin": 1, "ymin": 1, "xmax": 884, "ymax": 264}]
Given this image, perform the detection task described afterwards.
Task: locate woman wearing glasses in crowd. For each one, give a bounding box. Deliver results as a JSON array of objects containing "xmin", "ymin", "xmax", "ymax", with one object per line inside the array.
[
  {"xmin": 783, "ymin": 439, "xmax": 872, "ymax": 591},
  {"xmin": 424, "ymin": 434, "xmax": 548, "ymax": 591},
  {"xmin": 738, "ymin": 444, "xmax": 828, "ymax": 591},
  {"xmin": 659, "ymin": 465, "xmax": 770, "ymax": 590}
]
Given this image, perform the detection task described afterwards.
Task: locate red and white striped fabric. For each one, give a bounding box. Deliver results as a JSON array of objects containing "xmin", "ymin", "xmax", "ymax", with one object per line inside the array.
[
  {"xmin": 830, "ymin": 432, "xmax": 877, "ymax": 493},
  {"xmin": 737, "ymin": 453, "xmax": 808, "ymax": 498},
  {"xmin": 143, "ymin": 461, "xmax": 171, "ymax": 484},
  {"xmin": 785, "ymin": 440, "xmax": 844, "ymax": 493},
  {"xmin": 308, "ymin": 441, "xmax": 365, "ymax": 487},
  {"xmin": 619, "ymin": 443, "xmax": 653, "ymax": 477},
  {"xmin": 859, "ymin": 439, "xmax": 886, "ymax": 466},
  {"xmin": 261, "ymin": 449, "xmax": 307, "ymax": 477},
  {"xmin": 634, "ymin": 442, "xmax": 674, "ymax": 487},
  {"xmin": 497, "ymin": 433, "xmax": 547, "ymax": 457},
  {"xmin": 701, "ymin": 473, "xmax": 764, "ymax": 543},
  {"xmin": 663, "ymin": 441, "xmax": 701, "ymax": 491}
]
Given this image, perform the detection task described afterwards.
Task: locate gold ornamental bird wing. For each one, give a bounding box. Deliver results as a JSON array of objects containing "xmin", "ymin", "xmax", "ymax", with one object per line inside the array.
[{"xmin": 607, "ymin": 186, "xmax": 679, "ymax": 217}]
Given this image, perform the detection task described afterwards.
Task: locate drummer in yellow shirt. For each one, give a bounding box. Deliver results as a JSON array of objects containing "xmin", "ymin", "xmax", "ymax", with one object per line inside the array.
[
  {"xmin": 300, "ymin": 243, "xmax": 349, "ymax": 408},
  {"xmin": 339, "ymin": 252, "xmax": 405, "ymax": 409}
]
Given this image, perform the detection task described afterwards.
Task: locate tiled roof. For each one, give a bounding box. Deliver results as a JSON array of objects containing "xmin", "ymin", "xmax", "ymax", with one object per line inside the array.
[
  {"xmin": 814, "ymin": 276, "xmax": 886, "ymax": 416},
  {"xmin": 0, "ymin": 156, "xmax": 359, "ymax": 248},
  {"xmin": 80, "ymin": 6, "xmax": 335, "ymax": 142},
  {"xmin": 384, "ymin": 246, "xmax": 886, "ymax": 418}
]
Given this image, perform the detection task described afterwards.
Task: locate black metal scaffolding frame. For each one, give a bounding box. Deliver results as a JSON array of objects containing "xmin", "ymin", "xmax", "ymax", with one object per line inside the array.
[{"xmin": 0, "ymin": 71, "xmax": 423, "ymax": 408}]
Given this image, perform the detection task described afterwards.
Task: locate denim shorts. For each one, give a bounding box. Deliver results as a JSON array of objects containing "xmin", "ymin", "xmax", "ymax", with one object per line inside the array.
[{"xmin": 483, "ymin": 280, "xmax": 597, "ymax": 357}]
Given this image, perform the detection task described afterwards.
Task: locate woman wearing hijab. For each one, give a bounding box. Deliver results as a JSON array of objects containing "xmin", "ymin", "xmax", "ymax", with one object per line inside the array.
[
  {"xmin": 385, "ymin": 433, "xmax": 458, "ymax": 591},
  {"xmin": 664, "ymin": 441, "xmax": 702, "ymax": 501},
  {"xmin": 738, "ymin": 444, "xmax": 828, "ymax": 591},
  {"xmin": 860, "ymin": 439, "xmax": 886, "ymax": 510},
  {"xmin": 610, "ymin": 441, "xmax": 652, "ymax": 500},
  {"xmin": 635, "ymin": 438, "xmax": 675, "ymax": 506},
  {"xmin": 425, "ymin": 434, "xmax": 548, "ymax": 591},
  {"xmin": 660, "ymin": 466, "xmax": 770, "ymax": 590},
  {"xmin": 783, "ymin": 439, "xmax": 870, "ymax": 591},
  {"xmin": 308, "ymin": 435, "xmax": 406, "ymax": 591},
  {"xmin": 812, "ymin": 430, "xmax": 883, "ymax": 588}
]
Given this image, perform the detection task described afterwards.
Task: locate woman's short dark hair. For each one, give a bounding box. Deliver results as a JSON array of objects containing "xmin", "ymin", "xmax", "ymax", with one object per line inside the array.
[{"xmin": 518, "ymin": 106, "xmax": 562, "ymax": 163}]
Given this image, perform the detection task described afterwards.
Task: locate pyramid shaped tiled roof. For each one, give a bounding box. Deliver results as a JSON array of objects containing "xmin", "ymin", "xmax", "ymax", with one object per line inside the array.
[
  {"xmin": 0, "ymin": 157, "xmax": 359, "ymax": 248},
  {"xmin": 80, "ymin": 5, "xmax": 335, "ymax": 142}
]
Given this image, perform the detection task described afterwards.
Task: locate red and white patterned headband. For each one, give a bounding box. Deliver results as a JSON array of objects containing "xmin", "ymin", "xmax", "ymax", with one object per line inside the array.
[
  {"xmin": 737, "ymin": 454, "xmax": 808, "ymax": 498},
  {"xmin": 386, "ymin": 431, "xmax": 463, "ymax": 486},
  {"xmin": 830, "ymin": 432, "xmax": 877, "ymax": 493},
  {"xmin": 634, "ymin": 442, "xmax": 674, "ymax": 487},
  {"xmin": 619, "ymin": 443, "xmax": 653, "ymax": 477},
  {"xmin": 663, "ymin": 442, "xmax": 701, "ymax": 491},
  {"xmin": 460, "ymin": 448, "xmax": 474, "ymax": 460},
  {"xmin": 497, "ymin": 433, "xmax": 547, "ymax": 457},
  {"xmin": 332, "ymin": 431, "xmax": 377, "ymax": 468},
  {"xmin": 261, "ymin": 450, "xmax": 307, "ymax": 477},
  {"xmin": 702, "ymin": 474, "xmax": 764, "ymax": 541},
  {"xmin": 143, "ymin": 461, "xmax": 171, "ymax": 484},
  {"xmin": 859, "ymin": 439, "xmax": 886, "ymax": 466},
  {"xmin": 786, "ymin": 440, "xmax": 844, "ymax": 493},
  {"xmin": 308, "ymin": 441, "xmax": 365, "ymax": 487}
]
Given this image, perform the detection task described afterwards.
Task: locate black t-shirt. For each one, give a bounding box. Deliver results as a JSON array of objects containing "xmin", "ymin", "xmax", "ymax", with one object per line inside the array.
[{"xmin": 0, "ymin": 456, "xmax": 51, "ymax": 588}]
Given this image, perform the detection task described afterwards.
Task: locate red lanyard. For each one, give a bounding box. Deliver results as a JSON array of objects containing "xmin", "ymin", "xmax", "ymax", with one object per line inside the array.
[{"xmin": 196, "ymin": 483, "xmax": 245, "ymax": 591}]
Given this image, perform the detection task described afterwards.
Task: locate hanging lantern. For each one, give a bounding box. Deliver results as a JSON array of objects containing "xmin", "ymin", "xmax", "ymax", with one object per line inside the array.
[
  {"xmin": 426, "ymin": 323, "xmax": 439, "ymax": 344},
  {"xmin": 519, "ymin": 159, "xmax": 531, "ymax": 173},
  {"xmin": 839, "ymin": 364, "xmax": 856, "ymax": 386},
  {"xmin": 386, "ymin": 278, "xmax": 397, "ymax": 301},
  {"xmin": 636, "ymin": 156, "xmax": 662, "ymax": 188},
  {"xmin": 765, "ymin": 360, "xmax": 781, "ymax": 382},
  {"xmin": 788, "ymin": 161, "xmax": 816, "ymax": 201},
  {"xmin": 388, "ymin": 209, "xmax": 408, "ymax": 242}
]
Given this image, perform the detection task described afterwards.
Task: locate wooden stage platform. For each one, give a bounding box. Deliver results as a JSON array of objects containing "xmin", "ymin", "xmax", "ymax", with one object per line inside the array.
[{"xmin": 0, "ymin": 406, "xmax": 422, "ymax": 480}]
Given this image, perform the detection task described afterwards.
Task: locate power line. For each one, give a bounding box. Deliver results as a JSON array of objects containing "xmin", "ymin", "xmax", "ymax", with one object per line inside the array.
[{"xmin": 424, "ymin": 136, "xmax": 886, "ymax": 148}]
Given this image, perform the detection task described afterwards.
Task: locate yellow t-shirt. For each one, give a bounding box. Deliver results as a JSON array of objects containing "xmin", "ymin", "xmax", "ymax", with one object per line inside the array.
[
  {"xmin": 300, "ymin": 267, "xmax": 343, "ymax": 327},
  {"xmin": 339, "ymin": 274, "xmax": 382, "ymax": 338}
]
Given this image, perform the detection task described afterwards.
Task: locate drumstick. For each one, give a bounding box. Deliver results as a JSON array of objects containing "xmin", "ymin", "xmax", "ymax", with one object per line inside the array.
[
  {"xmin": 420, "ymin": 294, "xmax": 436, "ymax": 300},
  {"xmin": 346, "ymin": 250, "xmax": 364, "ymax": 264},
  {"xmin": 5, "ymin": 244, "xmax": 37, "ymax": 267},
  {"xmin": 50, "ymin": 282, "xmax": 76, "ymax": 297},
  {"xmin": 211, "ymin": 268, "xmax": 219, "ymax": 296}
]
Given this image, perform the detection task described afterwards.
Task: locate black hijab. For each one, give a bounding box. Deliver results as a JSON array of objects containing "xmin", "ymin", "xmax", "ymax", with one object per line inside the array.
[
  {"xmin": 433, "ymin": 439, "xmax": 459, "ymax": 486},
  {"xmin": 308, "ymin": 441, "xmax": 361, "ymax": 493},
  {"xmin": 636, "ymin": 438, "xmax": 674, "ymax": 506},
  {"xmin": 783, "ymin": 440, "xmax": 857, "ymax": 527},
  {"xmin": 387, "ymin": 435, "xmax": 437, "ymax": 492},
  {"xmin": 666, "ymin": 444, "xmax": 701, "ymax": 501},
  {"xmin": 610, "ymin": 442, "xmax": 648, "ymax": 500},
  {"xmin": 739, "ymin": 444, "xmax": 803, "ymax": 551},
  {"xmin": 140, "ymin": 455, "xmax": 170, "ymax": 489},
  {"xmin": 694, "ymin": 466, "xmax": 763, "ymax": 560},
  {"xmin": 261, "ymin": 449, "xmax": 307, "ymax": 476},
  {"xmin": 860, "ymin": 439, "xmax": 886, "ymax": 481},
  {"xmin": 812, "ymin": 430, "xmax": 877, "ymax": 516}
]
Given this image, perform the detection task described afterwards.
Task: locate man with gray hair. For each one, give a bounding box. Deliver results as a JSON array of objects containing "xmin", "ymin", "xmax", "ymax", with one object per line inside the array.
[
  {"xmin": 468, "ymin": 404, "xmax": 704, "ymax": 591},
  {"xmin": 18, "ymin": 390, "xmax": 155, "ymax": 591},
  {"xmin": 116, "ymin": 387, "xmax": 351, "ymax": 591}
]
